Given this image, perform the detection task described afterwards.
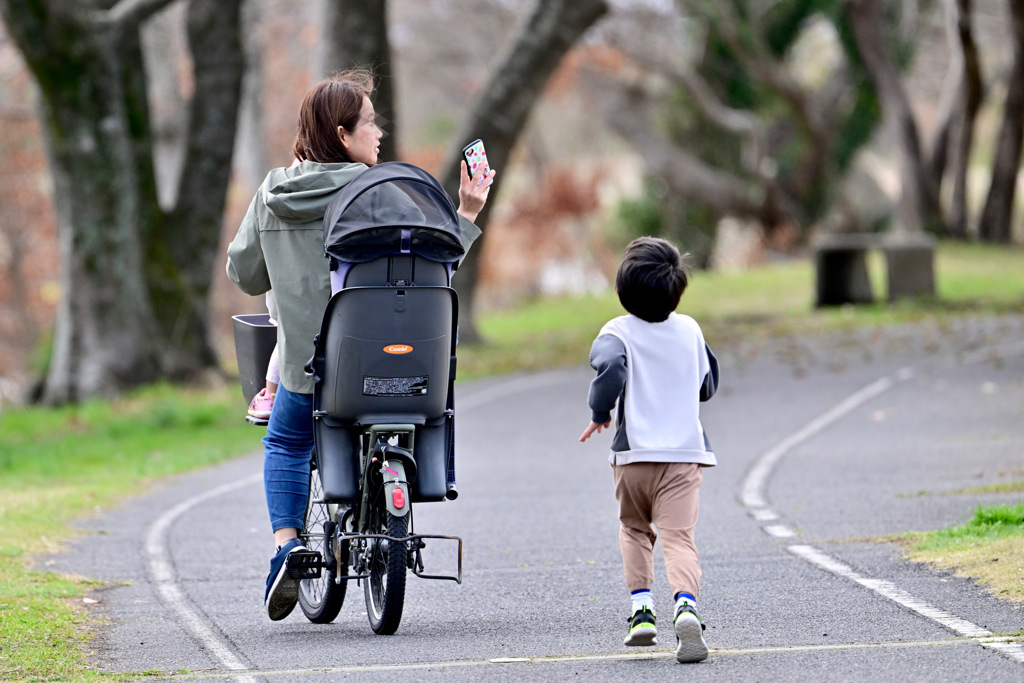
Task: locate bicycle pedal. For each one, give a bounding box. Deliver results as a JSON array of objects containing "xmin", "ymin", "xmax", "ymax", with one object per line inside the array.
[{"xmin": 285, "ymin": 550, "xmax": 322, "ymax": 579}]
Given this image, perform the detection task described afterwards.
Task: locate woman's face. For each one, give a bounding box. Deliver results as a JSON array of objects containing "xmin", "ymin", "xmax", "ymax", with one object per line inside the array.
[{"xmin": 338, "ymin": 96, "xmax": 382, "ymax": 166}]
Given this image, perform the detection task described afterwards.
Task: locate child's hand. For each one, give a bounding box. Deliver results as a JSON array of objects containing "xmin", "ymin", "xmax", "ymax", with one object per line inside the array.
[{"xmin": 579, "ymin": 420, "xmax": 611, "ymax": 442}]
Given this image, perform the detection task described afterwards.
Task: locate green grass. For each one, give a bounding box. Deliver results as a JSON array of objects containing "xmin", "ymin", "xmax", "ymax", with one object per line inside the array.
[
  {"xmin": 1, "ymin": 239, "xmax": 1023, "ymax": 680},
  {"xmin": 0, "ymin": 383, "xmax": 258, "ymax": 681},
  {"xmin": 460, "ymin": 241, "xmax": 1024, "ymax": 377},
  {"xmin": 905, "ymin": 503, "xmax": 1024, "ymax": 604},
  {"xmin": 912, "ymin": 503, "xmax": 1024, "ymax": 551}
]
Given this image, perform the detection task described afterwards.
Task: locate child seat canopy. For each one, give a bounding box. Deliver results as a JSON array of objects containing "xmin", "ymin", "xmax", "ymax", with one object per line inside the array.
[{"xmin": 323, "ymin": 162, "xmax": 465, "ymax": 264}]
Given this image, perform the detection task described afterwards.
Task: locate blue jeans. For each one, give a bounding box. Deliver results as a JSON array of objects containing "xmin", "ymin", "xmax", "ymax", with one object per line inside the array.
[{"xmin": 262, "ymin": 385, "xmax": 313, "ymax": 532}]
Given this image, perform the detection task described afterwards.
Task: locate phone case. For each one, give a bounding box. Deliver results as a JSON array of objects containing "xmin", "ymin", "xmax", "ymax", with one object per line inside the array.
[{"xmin": 462, "ymin": 139, "xmax": 489, "ymax": 178}]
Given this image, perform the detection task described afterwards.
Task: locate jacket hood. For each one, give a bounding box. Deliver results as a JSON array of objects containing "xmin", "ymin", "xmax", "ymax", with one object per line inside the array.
[{"xmin": 263, "ymin": 161, "xmax": 367, "ymax": 223}]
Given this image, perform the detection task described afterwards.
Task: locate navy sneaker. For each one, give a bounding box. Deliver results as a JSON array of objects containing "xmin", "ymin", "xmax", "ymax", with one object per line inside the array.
[
  {"xmin": 673, "ymin": 602, "xmax": 708, "ymax": 663},
  {"xmin": 624, "ymin": 606, "xmax": 657, "ymax": 646},
  {"xmin": 264, "ymin": 538, "xmax": 307, "ymax": 621}
]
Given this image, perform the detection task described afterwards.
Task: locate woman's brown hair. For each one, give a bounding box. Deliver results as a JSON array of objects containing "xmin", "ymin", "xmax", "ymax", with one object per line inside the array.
[{"xmin": 292, "ymin": 68, "xmax": 374, "ymax": 163}]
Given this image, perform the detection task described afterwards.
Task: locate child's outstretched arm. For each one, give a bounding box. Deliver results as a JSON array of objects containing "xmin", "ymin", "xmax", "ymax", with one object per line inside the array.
[
  {"xmin": 579, "ymin": 420, "xmax": 611, "ymax": 442},
  {"xmin": 581, "ymin": 333, "xmax": 627, "ymax": 443}
]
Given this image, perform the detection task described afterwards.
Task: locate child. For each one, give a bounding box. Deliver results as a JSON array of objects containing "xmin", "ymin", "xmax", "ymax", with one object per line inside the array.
[{"xmin": 579, "ymin": 236, "xmax": 719, "ymax": 664}]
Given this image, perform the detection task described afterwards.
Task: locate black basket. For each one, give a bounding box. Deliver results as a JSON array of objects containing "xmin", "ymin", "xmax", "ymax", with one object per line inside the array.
[{"xmin": 231, "ymin": 314, "xmax": 277, "ymax": 406}]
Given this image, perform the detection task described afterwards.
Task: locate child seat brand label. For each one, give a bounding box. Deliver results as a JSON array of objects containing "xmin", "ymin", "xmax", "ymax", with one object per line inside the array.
[
  {"xmin": 383, "ymin": 344, "xmax": 413, "ymax": 354},
  {"xmin": 363, "ymin": 375, "xmax": 429, "ymax": 397}
]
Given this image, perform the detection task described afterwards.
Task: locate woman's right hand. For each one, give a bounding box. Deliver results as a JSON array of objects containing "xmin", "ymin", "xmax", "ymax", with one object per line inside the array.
[{"xmin": 457, "ymin": 160, "xmax": 496, "ymax": 224}]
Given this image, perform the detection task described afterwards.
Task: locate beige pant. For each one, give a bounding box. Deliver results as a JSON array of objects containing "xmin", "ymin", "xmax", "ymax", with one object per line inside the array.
[{"xmin": 613, "ymin": 461, "xmax": 702, "ymax": 598}]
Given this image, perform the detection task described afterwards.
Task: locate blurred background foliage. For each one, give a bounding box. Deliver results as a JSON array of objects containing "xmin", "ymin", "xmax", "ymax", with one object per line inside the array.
[{"xmin": 0, "ymin": 0, "xmax": 1021, "ymax": 404}]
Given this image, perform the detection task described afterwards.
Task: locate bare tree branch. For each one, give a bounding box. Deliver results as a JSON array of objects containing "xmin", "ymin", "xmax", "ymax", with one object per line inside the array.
[
  {"xmin": 604, "ymin": 83, "xmax": 774, "ymax": 222},
  {"xmin": 690, "ymin": 0, "xmax": 828, "ymax": 147},
  {"xmin": 614, "ymin": 46, "xmax": 767, "ymax": 174},
  {"xmin": 978, "ymin": 0, "xmax": 1024, "ymax": 242},
  {"xmin": 437, "ymin": 0, "xmax": 609, "ymax": 343},
  {"xmin": 926, "ymin": 0, "xmax": 965, "ymax": 184},
  {"xmin": 76, "ymin": 0, "xmax": 180, "ymax": 30},
  {"xmin": 945, "ymin": 0, "xmax": 984, "ymax": 238},
  {"xmin": 846, "ymin": 0, "xmax": 942, "ymax": 233}
]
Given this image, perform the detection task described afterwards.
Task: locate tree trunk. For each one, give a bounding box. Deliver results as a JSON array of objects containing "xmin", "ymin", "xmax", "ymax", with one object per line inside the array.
[
  {"xmin": 234, "ymin": 0, "xmax": 269, "ymax": 190},
  {"xmin": 437, "ymin": 0, "xmax": 609, "ymax": 343},
  {"xmin": 4, "ymin": 5, "xmax": 164, "ymax": 402},
  {"xmin": 147, "ymin": 0, "xmax": 244, "ymax": 376},
  {"xmin": 0, "ymin": 0, "xmax": 244, "ymax": 402},
  {"xmin": 977, "ymin": 0, "xmax": 1024, "ymax": 243},
  {"xmin": 321, "ymin": 0, "xmax": 397, "ymax": 162},
  {"xmin": 946, "ymin": 0, "xmax": 984, "ymax": 239},
  {"xmin": 846, "ymin": 0, "xmax": 943, "ymax": 235}
]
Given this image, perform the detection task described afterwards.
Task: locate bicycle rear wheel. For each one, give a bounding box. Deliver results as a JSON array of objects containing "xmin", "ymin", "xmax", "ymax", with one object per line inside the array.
[
  {"xmin": 298, "ymin": 464, "xmax": 346, "ymax": 623},
  {"xmin": 364, "ymin": 502, "xmax": 407, "ymax": 635}
]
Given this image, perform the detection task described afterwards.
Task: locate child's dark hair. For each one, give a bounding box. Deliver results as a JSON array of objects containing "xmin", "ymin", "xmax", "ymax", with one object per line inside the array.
[{"xmin": 615, "ymin": 237, "xmax": 690, "ymax": 322}]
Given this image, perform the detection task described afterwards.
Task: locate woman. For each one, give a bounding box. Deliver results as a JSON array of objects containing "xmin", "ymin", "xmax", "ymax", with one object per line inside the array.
[{"xmin": 226, "ymin": 69, "xmax": 495, "ymax": 621}]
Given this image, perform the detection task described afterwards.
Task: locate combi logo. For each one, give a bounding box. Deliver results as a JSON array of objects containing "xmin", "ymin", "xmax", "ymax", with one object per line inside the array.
[{"xmin": 383, "ymin": 344, "xmax": 413, "ymax": 355}]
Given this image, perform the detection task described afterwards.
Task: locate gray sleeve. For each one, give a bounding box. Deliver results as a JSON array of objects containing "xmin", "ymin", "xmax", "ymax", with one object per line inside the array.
[
  {"xmin": 588, "ymin": 334, "xmax": 627, "ymax": 424},
  {"xmin": 455, "ymin": 215, "xmax": 482, "ymax": 268},
  {"xmin": 700, "ymin": 344, "xmax": 720, "ymax": 402},
  {"xmin": 226, "ymin": 194, "xmax": 271, "ymax": 296}
]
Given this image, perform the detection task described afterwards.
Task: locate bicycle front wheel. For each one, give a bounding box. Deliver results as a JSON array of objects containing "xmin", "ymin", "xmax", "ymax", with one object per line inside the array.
[
  {"xmin": 364, "ymin": 503, "xmax": 408, "ymax": 635},
  {"xmin": 298, "ymin": 465, "xmax": 346, "ymax": 623}
]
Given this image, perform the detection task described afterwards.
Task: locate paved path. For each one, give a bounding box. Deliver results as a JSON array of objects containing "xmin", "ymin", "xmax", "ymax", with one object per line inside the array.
[{"xmin": 52, "ymin": 315, "xmax": 1024, "ymax": 681}]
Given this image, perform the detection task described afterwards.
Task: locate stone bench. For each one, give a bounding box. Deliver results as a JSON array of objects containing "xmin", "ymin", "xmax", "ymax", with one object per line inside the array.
[{"xmin": 813, "ymin": 232, "xmax": 936, "ymax": 307}]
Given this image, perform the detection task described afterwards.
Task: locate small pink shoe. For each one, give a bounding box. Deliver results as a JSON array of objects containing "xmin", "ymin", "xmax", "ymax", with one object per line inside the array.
[{"xmin": 247, "ymin": 388, "xmax": 275, "ymax": 420}]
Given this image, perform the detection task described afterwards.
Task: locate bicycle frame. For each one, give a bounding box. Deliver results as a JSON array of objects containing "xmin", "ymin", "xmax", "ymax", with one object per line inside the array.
[{"xmin": 328, "ymin": 424, "xmax": 463, "ymax": 586}]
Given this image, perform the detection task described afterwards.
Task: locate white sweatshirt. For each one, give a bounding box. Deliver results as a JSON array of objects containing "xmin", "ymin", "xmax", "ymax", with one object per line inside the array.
[{"xmin": 587, "ymin": 313, "xmax": 719, "ymax": 467}]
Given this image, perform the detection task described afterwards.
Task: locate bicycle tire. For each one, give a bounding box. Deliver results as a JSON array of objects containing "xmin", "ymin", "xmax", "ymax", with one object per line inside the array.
[
  {"xmin": 364, "ymin": 502, "xmax": 408, "ymax": 635},
  {"xmin": 298, "ymin": 465, "xmax": 346, "ymax": 623}
]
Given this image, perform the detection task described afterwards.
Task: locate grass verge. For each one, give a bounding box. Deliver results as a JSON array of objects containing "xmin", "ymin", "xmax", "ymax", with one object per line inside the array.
[
  {"xmin": 459, "ymin": 241, "xmax": 1024, "ymax": 377},
  {"xmin": 0, "ymin": 240, "xmax": 1022, "ymax": 680},
  {"xmin": 0, "ymin": 383, "xmax": 259, "ymax": 681},
  {"xmin": 904, "ymin": 504, "xmax": 1024, "ymax": 605}
]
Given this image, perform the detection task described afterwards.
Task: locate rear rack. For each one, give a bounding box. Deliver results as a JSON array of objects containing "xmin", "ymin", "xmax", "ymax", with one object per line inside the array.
[{"xmin": 335, "ymin": 532, "xmax": 463, "ymax": 584}]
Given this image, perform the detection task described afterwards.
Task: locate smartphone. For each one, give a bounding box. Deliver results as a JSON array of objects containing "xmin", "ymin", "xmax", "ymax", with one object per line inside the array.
[{"xmin": 462, "ymin": 139, "xmax": 490, "ymax": 179}]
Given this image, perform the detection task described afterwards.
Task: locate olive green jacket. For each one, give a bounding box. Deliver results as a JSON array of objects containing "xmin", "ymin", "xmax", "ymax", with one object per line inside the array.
[{"xmin": 226, "ymin": 161, "xmax": 481, "ymax": 394}]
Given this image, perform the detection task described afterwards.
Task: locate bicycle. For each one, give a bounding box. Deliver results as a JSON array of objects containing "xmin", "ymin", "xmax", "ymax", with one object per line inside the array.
[
  {"xmin": 294, "ymin": 423, "xmax": 462, "ymax": 633},
  {"xmin": 290, "ymin": 162, "xmax": 468, "ymax": 634}
]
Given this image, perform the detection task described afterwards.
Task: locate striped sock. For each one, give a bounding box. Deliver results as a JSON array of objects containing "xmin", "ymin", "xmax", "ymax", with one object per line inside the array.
[
  {"xmin": 675, "ymin": 592, "xmax": 697, "ymax": 610},
  {"xmin": 631, "ymin": 589, "xmax": 654, "ymax": 614}
]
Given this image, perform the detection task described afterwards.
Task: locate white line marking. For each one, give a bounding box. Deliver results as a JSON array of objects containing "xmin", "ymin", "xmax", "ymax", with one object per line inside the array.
[
  {"xmin": 788, "ymin": 545, "xmax": 992, "ymax": 638},
  {"xmin": 763, "ymin": 525, "xmax": 797, "ymax": 538},
  {"xmin": 152, "ymin": 637, "xmax": 1024, "ymax": 680},
  {"xmin": 789, "ymin": 544, "xmax": 1024, "ymax": 662},
  {"xmin": 739, "ymin": 375, "xmax": 895, "ymax": 509},
  {"xmin": 143, "ymin": 369, "xmax": 580, "ymax": 679},
  {"xmin": 145, "ymin": 473, "xmax": 262, "ymax": 682},
  {"xmin": 737, "ymin": 345, "xmax": 1024, "ymax": 665},
  {"xmin": 984, "ymin": 642, "xmax": 1024, "ymax": 662},
  {"xmin": 750, "ymin": 508, "xmax": 779, "ymax": 521}
]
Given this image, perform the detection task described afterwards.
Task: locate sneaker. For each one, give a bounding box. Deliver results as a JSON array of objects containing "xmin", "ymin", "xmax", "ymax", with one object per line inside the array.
[
  {"xmin": 674, "ymin": 603, "xmax": 709, "ymax": 663},
  {"xmin": 624, "ymin": 606, "xmax": 657, "ymax": 646},
  {"xmin": 264, "ymin": 538, "xmax": 307, "ymax": 621},
  {"xmin": 248, "ymin": 388, "xmax": 275, "ymax": 420}
]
